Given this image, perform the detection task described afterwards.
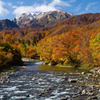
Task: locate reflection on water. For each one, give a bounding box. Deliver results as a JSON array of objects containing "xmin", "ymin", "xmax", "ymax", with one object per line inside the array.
[{"xmin": 39, "ymin": 64, "xmax": 85, "ymax": 73}]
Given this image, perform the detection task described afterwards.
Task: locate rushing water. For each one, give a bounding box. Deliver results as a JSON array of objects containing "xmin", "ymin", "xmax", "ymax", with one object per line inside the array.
[{"xmin": 0, "ymin": 60, "xmax": 100, "ymax": 100}]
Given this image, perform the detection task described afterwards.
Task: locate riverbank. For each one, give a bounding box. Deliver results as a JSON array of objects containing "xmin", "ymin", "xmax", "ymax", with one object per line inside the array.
[
  {"xmin": 44, "ymin": 61, "xmax": 100, "ymax": 75},
  {"xmin": 0, "ymin": 58, "xmax": 25, "ymax": 84},
  {"xmin": 42, "ymin": 60, "xmax": 100, "ymax": 77},
  {"xmin": 90, "ymin": 67, "xmax": 100, "ymax": 75}
]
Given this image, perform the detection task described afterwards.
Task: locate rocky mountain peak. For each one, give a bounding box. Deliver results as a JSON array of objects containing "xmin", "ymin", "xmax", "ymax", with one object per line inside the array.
[{"xmin": 12, "ymin": 9, "xmax": 73, "ymax": 28}]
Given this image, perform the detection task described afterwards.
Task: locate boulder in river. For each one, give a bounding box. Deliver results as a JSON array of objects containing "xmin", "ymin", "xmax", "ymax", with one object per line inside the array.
[
  {"xmin": 81, "ymin": 72, "xmax": 85, "ymax": 74},
  {"xmin": 68, "ymin": 79, "xmax": 78, "ymax": 83},
  {"xmin": 81, "ymin": 89, "xmax": 86, "ymax": 95},
  {"xmin": 32, "ymin": 78, "xmax": 35, "ymax": 81}
]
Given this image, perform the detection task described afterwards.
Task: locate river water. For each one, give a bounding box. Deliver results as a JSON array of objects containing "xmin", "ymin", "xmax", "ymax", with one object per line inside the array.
[{"xmin": 0, "ymin": 60, "xmax": 100, "ymax": 100}]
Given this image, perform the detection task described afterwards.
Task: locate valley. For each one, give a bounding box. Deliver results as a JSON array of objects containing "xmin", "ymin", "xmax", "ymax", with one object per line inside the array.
[{"xmin": 0, "ymin": 9, "xmax": 100, "ymax": 100}]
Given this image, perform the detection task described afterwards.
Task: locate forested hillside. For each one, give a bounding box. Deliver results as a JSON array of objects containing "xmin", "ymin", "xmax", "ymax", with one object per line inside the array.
[
  {"xmin": 0, "ymin": 13, "xmax": 100, "ymax": 69},
  {"xmin": 38, "ymin": 20, "xmax": 100, "ymax": 68}
]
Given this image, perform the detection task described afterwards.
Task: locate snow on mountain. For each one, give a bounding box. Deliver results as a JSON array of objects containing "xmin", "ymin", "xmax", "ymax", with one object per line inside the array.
[{"xmin": 12, "ymin": 9, "xmax": 73, "ymax": 28}]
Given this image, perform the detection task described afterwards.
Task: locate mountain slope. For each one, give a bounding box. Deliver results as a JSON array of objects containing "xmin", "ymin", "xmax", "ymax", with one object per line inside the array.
[
  {"xmin": 52, "ymin": 13, "xmax": 100, "ymax": 26},
  {"xmin": 36, "ymin": 13, "xmax": 100, "ymax": 38},
  {"xmin": 37, "ymin": 19, "xmax": 100, "ymax": 67},
  {"xmin": 0, "ymin": 19, "xmax": 19, "ymax": 30},
  {"xmin": 1, "ymin": 13, "xmax": 100, "ymax": 40}
]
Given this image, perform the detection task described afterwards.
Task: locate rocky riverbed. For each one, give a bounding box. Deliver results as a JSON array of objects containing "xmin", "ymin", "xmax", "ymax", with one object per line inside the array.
[{"xmin": 0, "ymin": 59, "xmax": 100, "ymax": 100}]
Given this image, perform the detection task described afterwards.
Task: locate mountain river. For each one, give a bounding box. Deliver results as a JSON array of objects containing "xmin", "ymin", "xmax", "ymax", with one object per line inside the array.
[{"xmin": 0, "ymin": 58, "xmax": 100, "ymax": 100}]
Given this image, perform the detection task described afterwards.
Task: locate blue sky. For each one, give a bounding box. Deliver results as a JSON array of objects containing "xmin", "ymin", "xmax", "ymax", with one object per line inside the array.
[{"xmin": 0, "ymin": 0, "xmax": 100, "ymax": 19}]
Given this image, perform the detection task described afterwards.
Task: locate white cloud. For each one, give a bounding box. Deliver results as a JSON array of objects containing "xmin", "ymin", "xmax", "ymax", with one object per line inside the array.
[
  {"xmin": 86, "ymin": 2, "xmax": 97, "ymax": 11},
  {"xmin": 49, "ymin": 0, "xmax": 71, "ymax": 7},
  {"xmin": 49, "ymin": 0, "xmax": 61, "ymax": 6},
  {"xmin": 0, "ymin": 0, "xmax": 9, "ymax": 16},
  {"xmin": 13, "ymin": 5, "xmax": 56, "ymax": 16},
  {"xmin": 13, "ymin": 0, "xmax": 71, "ymax": 16}
]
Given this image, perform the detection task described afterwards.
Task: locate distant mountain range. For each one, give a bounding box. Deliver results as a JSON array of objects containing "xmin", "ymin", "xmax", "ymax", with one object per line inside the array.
[
  {"xmin": 0, "ymin": 9, "xmax": 100, "ymax": 31},
  {"xmin": 0, "ymin": 9, "xmax": 73, "ymax": 30}
]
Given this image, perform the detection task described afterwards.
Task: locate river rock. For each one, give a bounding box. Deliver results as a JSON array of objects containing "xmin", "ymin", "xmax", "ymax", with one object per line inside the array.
[
  {"xmin": 68, "ymin": 79, "xmax": 78, "ymax": 83},
  {"xmin": 72, "ymin": 95, "xmax": 78, "ymax": 98},
  {"xmin": 86, "ymin": 96, "xmax": 98, "ymax": 100},
  {"xmin": 60, "ymin": 96, "xmax": 69, "ymax": 100},
  {"xmin": 81, "ymin": 89, "xmax": 86, "ymax": 95},
  {"xmin": 90, "ymin": 67, "xmax": 100, "ymax": 75},
  {"xmin": 32, "ymin": 78, "xmax": 35, "ymax": 80},
  {"xmin": 26, "ymin": 94, "xmax": 30, "ymax": 97},
  {"xmin": 0, "ymin": 80, "xmax": 4, "ymax": 84},
  {"xmin": 87, "ymin": 92, "xmax": 94, "ymax": 96},
  {"xmin": 82, "ymin": 72, "xmax": 85, "ymax": 74}
]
